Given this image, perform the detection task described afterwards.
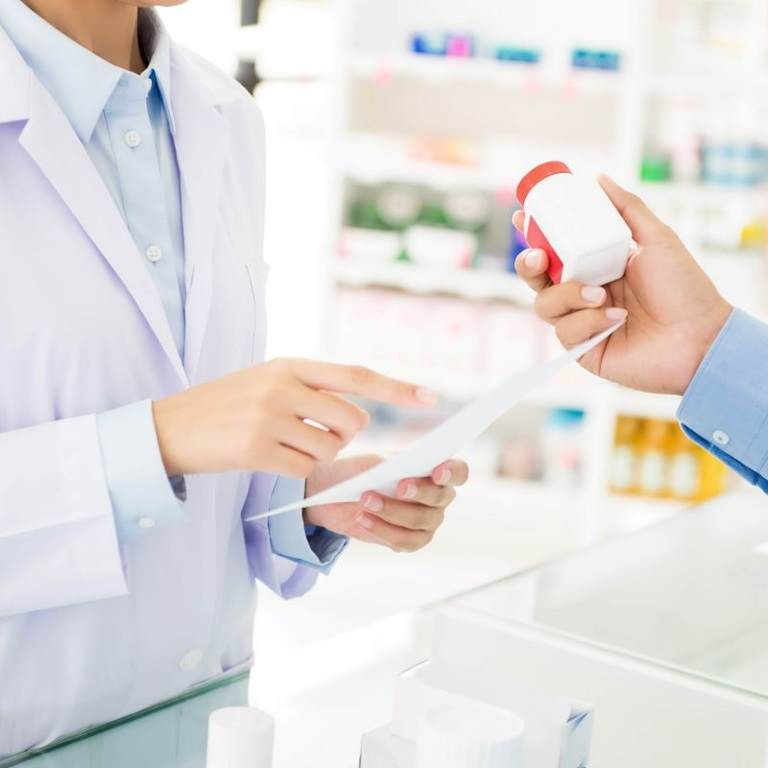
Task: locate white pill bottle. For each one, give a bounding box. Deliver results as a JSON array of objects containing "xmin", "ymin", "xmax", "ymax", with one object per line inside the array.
[{"xmin": 516, "ymin": 161, "xmax": 633, "ymax": 286}]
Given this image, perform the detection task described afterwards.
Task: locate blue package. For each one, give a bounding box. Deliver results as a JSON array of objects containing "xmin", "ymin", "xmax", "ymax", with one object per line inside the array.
[
  {"xmin": 496, "ymin": 46, "xmax": 541, "ymax": 64},
  {"xmin": 572, "ymin": 48, "xmax": 621, "ymax": 71},
  {"xmin": 702, "ymin": 142, "xmax": 768, "ymax": 187},
  {"xmin": 411, "ymin": 32, "xmax": 448, "ymax": 56},
  {"xmin": 507, "ymin": 222, "xmax": 528, "ymax": 273}
]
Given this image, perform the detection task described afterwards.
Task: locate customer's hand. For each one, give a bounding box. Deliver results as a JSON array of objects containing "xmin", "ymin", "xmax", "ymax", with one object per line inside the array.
[
  {"xmin": 305, "ymin": 454, "xmax": 469, "ymax": 552},
  {"xmin": 153, "ymin": 360, "xmax": 436, "ymax": 478},
  {"xmin": 514, "ymin": 176, "xmax": 732, "ymax": 395}
]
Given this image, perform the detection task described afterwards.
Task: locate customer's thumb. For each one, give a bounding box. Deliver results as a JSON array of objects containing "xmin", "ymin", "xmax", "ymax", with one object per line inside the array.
[{"xmin": 599, "ymin": 175, "xmax": 671, "ymax": 246}]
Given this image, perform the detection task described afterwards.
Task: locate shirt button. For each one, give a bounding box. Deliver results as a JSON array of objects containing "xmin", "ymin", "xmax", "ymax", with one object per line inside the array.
[
  {"xmin": 145, "ymin": 245, "xmax": 163, "ymax": 263},
  {"xmin": 137, "ymin": 516, "xmax": 156, "ymax": 530},
  {"xmin": 179, "ymin": 649, "xmax": 204, "ymax": 672},
  {"xmin": 713, "ymin": 430, "xmax": 731, "ymax": 447},
  {"xmin": 144, "ymin": 78, "xmax": 153, "ymax": 93},
  {"xmin": 124, "ymin": 130, "xmax": 142, "ymax": 148}
]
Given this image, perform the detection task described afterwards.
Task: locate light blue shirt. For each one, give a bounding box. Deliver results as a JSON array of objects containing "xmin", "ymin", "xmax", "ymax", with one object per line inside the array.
[
  {"xmin": 0, "ymin": 2, "xmax": 345, "ymax": 572},
  {"xmin": 679, "ymin": 308, "xmax": 768, "ymax": 493}
]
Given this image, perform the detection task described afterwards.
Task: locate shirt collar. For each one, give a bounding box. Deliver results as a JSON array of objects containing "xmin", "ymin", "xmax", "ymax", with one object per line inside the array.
[{"xmin": 0, "ymin": 2, "xmax": 175, "ymax": 143}]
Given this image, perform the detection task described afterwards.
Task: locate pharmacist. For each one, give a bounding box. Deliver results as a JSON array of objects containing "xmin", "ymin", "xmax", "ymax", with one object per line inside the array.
[
  {"xmin": 0, "ymin": 0, "xmax": 468, "ymax": 757},
  {"xmin": 515, "ymin": 175, "xmax": 765, "ymax": 491}
]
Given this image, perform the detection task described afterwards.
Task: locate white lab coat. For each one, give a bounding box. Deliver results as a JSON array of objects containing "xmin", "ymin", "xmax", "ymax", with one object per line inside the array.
[{"xmin": 0, "ymin": 26, "xmax": 317, "ymax": 754}]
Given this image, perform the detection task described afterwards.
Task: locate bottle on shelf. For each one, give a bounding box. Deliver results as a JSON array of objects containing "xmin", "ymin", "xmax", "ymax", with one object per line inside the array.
[
  {"xmin": 609, "ymin": 416, "xmax": 642, "ymax": 495},
  {"xmin": 668, "ymin": 425, "xmax": 729, "ymax": 502},
  {"xmin": 541, "ymin": 408, "xmax": 586, "ymax": 490},
  {"xmin": 636, "ymin": 419, "xmax": 675, "ymax": 498},
  {"xmin": 611, "ymin": 416, "xmax": 730, "ymax": 503}
]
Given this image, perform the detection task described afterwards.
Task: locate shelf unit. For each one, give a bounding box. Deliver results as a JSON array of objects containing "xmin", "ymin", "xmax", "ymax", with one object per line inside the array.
[
  {"xmin": 333, "ymin": 260, "xmax": 533, "ymax": 305},
  {"xmin": 321, "ymin": 0, "xmax": 768, "ymax": 532}
]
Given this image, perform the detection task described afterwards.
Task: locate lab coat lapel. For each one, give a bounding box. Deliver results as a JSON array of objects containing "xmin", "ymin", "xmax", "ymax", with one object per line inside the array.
[
  {"xmin": 16, "ymin": 77, "xmax": 189, "ymax": 386},
  {"xmin": 170, "ymin": 52, "xmax": 229, "ymax": 382}
]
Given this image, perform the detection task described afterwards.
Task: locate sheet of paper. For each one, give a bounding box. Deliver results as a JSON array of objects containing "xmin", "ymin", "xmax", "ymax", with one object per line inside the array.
[{"xmin": 246, "ymin": 322, "xmax": 623, "ymax": 522}]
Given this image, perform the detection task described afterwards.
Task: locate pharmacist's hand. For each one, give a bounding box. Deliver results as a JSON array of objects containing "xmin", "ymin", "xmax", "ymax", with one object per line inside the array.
[
  {"xmin": 153, "ymin": 360, "xmax": 436, "ymax": 477},
  {"xmin": 304, "ymin": 455, "xmax": 469, "ymax": 552},
  {"xmin": 513, "ymin": 176, "xmax": 733, "ymax": 395}
]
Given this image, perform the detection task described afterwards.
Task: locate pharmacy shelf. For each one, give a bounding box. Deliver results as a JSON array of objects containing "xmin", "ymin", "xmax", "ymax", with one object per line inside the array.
[
  {"xmin": 343, "ymin": 155, "xmax": 768, "ymax": 210},
  {"xmin": 613, "ymin": 389, "xmax": 680, "ymax": 421},
  {"xmin": 450, "ymin": 475, "xmax": 691, "ymax": 537},
  {"xmin": 639, "ymin": 181, "xmax": 768, "ymax": 209},
  {"xmin": 645, "ymin": 72, "xmax": 768, "ymax": 98},
  {"xmin": 334, "ymin": 259, "xmax": 534, "ymax": 306},
  {"xmin": 328, "ymin": 0, "xmax": 768, "ymax": 533},
  {"xmin": 343, "ymin": 154, "xmax": 512, "ymax": 192},
  {"xmin": 349, "ymin": 53, "xmax": 625, "ymax": 94},
  {"xmin": 351, "ymin": 56, "xmax": 768, "ymax": 101},
  {"xmin": 342, "ymin": 138, "xmax": 611, "ymax": 192}
]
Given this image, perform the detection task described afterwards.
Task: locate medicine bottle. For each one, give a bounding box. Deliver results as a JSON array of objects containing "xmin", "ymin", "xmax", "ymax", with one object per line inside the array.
[
  {"xmin": 516, "ymin": 161, "xmax": 633, "ymax": 286},
  {"xmin": 610, "ymin": 416, "xmax": 641, "ymax": 494},
  {"xmin": 637, "ymin": 420, "xmax": 674, "ymax": 498}
]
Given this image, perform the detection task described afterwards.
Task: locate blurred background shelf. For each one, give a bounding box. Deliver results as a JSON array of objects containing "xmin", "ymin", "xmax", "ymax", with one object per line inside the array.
[
  {"xmin": 349, "ymin": 52, "xmax": 625, "ymax": 94},
  {"xmin": 173, "ymin": 0, "xmax": 768, "ymax": 611},
  {"xmin": 158, "ymin": 8, "xmax": 768, "ymax": 758},
  {"xmin": 333, "ymin": 260, "xmax": 533, "ymax": 305}
]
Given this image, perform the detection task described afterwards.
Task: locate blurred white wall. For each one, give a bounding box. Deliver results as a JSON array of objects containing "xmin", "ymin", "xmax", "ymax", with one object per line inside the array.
[{"xmin": 158, "ymin": 0, "xmax": 240, "ymax": 74}]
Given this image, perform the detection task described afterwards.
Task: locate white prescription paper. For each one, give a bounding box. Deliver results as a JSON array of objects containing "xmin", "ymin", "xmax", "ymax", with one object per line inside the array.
[{"xmin": 246, "ymin": 322, "xmax": 623, "ymax": 522}]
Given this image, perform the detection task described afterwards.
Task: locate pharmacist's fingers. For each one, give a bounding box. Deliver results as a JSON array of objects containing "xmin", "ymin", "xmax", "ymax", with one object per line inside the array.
[
  {"xmin": 554, "ymin": 307, "xmax": 628, "ymax": 349},
  {"xmin": 534, "ymin": 283, "xmax": 608, "ymax": 323},
  {"xmin": 514, "ymin": 249, "xmax": 552, "ymax": 293},
  {"xmin": 430, "ymin": 459, "xmax": 469, "ymax": 488},
  {"xmin": 353, "ymin": 513, "xmax": 436, "ymax": 553},
  {"xmin": 512, "ymin": 210, "xmax": 526, "ymax": 234},
  {"xmin": 598, "ymin": 176, "xmax": 673, "ymax": 247}
]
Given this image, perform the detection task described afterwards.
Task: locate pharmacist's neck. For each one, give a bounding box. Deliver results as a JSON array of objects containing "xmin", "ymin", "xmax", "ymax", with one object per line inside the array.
[{"xmin": 23, "ymin": 0, "xmax": 144, "ymax": 73}]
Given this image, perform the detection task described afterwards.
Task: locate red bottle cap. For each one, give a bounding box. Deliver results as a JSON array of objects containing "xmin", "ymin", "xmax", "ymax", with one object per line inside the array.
[{"xmin": 516, "ymin": 161, "xmax": 572, "ymax": 206}]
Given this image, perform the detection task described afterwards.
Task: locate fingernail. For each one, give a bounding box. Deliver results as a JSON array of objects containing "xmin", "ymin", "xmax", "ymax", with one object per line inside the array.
[
  {"xmin": 581, "ymin": 286, "xmax": 606, "ymax": 304},
  {"xmin": 438, "ymin": 468, "xmax": 452, "ymax": 485},
  {"xmin": 606, "ymin": 307, "xmax": 628, "ymax": 321},
  {"xmin": 356, "ymin": 514, "xmax": 375, "ymax": 531},
  {"xmin": 364, "ymin": 494, "xmax": 383, "ymax": 512},
  {"xmin": 402, "ymin": 483, "xmax": 417, "ymax": 500},
  {"xmin": 524, "ymin": 249, "xmax": 543, "ymax": 268},
  {"xmin": 416, "ymin": 388, "xmax": 437, "ymax": 406}
]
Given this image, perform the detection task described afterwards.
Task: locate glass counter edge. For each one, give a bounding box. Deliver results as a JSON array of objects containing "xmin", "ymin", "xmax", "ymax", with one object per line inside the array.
[{"xmin": 0, "ymin": 670, "xmax": 250, "ymax": 767}]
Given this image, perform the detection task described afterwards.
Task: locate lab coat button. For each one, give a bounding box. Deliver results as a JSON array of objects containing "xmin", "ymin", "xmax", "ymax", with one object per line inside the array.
[
  {"xmin": 713, "ymin": 430, "xmax": 730, "ymax": 447},
  {"xmin": 124, "ymin": 130, "xmax": 142, "ymax": 148},
  {"xmin": 146, "ymin": 245, "xmax": 163, "ymax": 263},
  {"xmin": 179, "ymin": 649, "xmax": 204, "ymax": 672},
  {"xmin": 137, "ymin": 516, "xmax": 156, "ymax": 530}
]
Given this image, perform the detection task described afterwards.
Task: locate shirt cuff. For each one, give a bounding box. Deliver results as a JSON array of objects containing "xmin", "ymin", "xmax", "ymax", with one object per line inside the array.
[
  {"xmin": 678, "ymin": 308, "xmax": 768, "ymax": 480},
  {"xmin": 96, "ymin": 400, "xmax": 185, "ymax": 541},
  {"xmin": 268, "ymin": 476, "xmax": 348, "ymax": 575}
]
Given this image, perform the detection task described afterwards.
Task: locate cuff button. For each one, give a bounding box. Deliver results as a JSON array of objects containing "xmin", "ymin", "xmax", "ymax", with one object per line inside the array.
[{"xmin": 713, "ymin": 430, "xmax": 731, "ymax": 447}]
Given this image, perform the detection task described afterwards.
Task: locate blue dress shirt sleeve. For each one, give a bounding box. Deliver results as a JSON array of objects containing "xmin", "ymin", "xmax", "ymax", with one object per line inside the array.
[
  {"xmin": 678, "ymin": 308, "xmax": 768, "ymax": 494},
  {"xmin": 268, "ymin": 476, "xmax": 348, "ymax": 574},
  {"xmin": 96, "ymin": 400, "xmax": 185, "ymax": 540}
]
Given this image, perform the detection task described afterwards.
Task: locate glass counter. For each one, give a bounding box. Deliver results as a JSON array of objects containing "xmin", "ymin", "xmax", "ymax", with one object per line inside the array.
[
  {"xmin": 427, "ymin": 491, "xmax": 768, "ymax": 766},
  {"xmin": 446, "ymin": 490, "xmax": 768, "ymax": 698},
  {"xmin": 0, "ymin": 673, "xmax": 248, "ymax": 768}
]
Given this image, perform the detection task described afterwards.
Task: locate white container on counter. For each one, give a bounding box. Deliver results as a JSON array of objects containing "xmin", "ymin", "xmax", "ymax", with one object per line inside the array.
[{"xmin": 207, "ymin": 707, "xmax": 274, "ymax": 768}]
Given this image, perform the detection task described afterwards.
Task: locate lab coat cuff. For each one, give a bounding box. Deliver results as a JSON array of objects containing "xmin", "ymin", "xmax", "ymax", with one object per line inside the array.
[
  {"xmin": 678, "ymin": 308, "xmax": 768, "ymax": 477},
  {"xmin": 96, "ymin": 400, "xmax": 185, "ymax": 542},
  {"xmin": 268, "ymin": 476, "xmax": 348, "ymax": 574}
]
